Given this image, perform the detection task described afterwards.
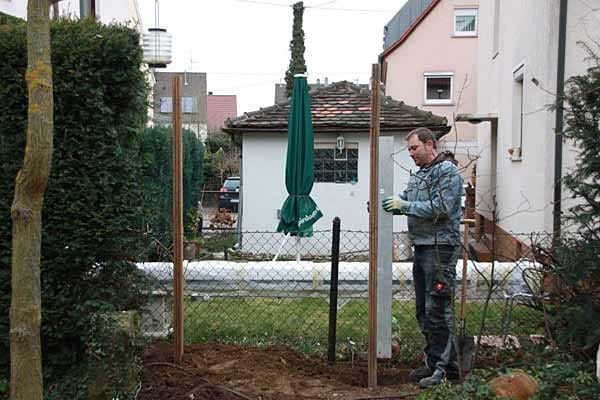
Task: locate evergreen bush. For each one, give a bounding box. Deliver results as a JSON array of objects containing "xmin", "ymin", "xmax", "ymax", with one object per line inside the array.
[
  {"xmin": 139, "ymin": 125, "xmax": 204, "ymax": 249},
  {"xmin": 548, "ymin": 43, "xmax": 600, "ymax": 358},
  {"xmin": 0, "ymin": 18, "xmax": 149, "ymax": 396}
]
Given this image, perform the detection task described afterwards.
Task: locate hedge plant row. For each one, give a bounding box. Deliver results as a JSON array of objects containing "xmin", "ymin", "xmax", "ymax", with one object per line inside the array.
[
  {"xmin": 139, "ymin": 125, "xmax": 204, "ymax": 250},
  {"xmin": 0, "ymin": 17, "xmax": 203, "ymax": 397}
]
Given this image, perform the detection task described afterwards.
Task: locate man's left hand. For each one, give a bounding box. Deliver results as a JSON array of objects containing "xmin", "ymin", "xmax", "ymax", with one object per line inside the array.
[{"xmin": 382, "ymin": 195, "xmax": 410, "ymax": 215}]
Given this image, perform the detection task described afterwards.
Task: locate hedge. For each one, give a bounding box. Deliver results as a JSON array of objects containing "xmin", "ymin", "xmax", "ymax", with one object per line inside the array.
[
  {"xmin": 139, "ymin": 125, "xmax": 204, "ymax": 249},
  {"xmin": 0, "ymin": 18, "xmax": 149, "ymax": 393}
]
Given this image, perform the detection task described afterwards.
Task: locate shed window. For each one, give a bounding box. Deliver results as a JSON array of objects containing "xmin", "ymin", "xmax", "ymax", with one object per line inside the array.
[{"xmin": 314, "ymin": 143, "xmax": 358, "ymax": 183}]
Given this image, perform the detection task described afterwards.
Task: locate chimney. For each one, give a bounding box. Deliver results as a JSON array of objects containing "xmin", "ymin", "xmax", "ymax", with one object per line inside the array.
[{"xmin": 208, "ymin": 91, "xmax": 213, "ymax": 95}]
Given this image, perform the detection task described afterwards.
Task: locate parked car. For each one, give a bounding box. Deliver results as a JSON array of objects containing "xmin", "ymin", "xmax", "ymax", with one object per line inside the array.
[{"xmin": 218, "ymin": 177, "xmax": 240, "ymax": 212}]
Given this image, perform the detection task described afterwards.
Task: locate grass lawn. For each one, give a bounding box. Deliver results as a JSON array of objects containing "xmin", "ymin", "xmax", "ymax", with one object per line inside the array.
[{"xmin": 183, "ymin": 296, "xmax": 543, "ymax": 360}]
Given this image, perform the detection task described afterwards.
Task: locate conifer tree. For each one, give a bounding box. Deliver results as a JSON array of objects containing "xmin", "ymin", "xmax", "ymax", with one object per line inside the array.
[{"xmin": 284, "ymin": 2, "xmax": 307, "ymax": 98}]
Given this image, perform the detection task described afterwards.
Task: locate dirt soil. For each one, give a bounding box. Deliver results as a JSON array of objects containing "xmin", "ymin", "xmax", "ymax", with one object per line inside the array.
[{"xmin": 138, "ymin": 343, "xmax": 421, "ymax": 400}]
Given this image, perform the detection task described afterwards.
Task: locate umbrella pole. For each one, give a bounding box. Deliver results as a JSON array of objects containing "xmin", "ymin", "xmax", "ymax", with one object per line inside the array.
[
  {"xmin": 272, "ymin": 233, "xmax": 290, "ymax": 262},
  {"xmin": 296, "ymin": 236, "xmax": 301, "ymax": 261}
]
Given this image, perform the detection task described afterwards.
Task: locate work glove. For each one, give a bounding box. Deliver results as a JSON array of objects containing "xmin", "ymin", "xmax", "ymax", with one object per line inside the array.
[{"xmin": 381, "ymin": 195, "xmax": 410, "ymax": 215}]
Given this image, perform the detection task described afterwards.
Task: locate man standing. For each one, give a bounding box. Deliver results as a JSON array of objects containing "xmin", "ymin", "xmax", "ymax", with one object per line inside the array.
[{"xmin": 382, "ymin": 127, "xmax": 463, "ymax": 388}]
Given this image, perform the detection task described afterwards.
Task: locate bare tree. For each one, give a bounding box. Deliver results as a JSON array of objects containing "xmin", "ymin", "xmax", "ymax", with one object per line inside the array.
[
  {"xmin": 10, "ymin": 1, "xmax": 54, "ymax": 399},
  {"xmin": 214, "ymin": 146, "xmax": 240, "ymax": 184}
]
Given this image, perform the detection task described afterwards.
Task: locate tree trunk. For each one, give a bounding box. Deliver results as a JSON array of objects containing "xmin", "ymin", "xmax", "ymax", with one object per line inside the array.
[{"xmin": 10, "ymin": 1, "xmax": 53, "ymax": 399}]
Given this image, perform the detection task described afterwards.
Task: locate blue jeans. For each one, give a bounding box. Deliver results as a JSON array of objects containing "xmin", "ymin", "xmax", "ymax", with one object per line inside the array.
[{"xmin": 413, "ymin": 245, "xmax": 460, "ymax": 377}]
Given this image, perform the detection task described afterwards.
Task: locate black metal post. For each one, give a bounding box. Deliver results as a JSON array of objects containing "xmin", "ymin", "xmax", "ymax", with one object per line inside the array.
[
  {"xmin": 328, "ymin": 217, "xmax": 341, "ymax": 363},
  {"xmin": 553, "ymin": 0, "xmax": 568, "ymax": 245}
]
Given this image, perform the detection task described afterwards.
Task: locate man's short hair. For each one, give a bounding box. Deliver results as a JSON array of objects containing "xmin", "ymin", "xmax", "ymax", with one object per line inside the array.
[{"xmin": 407, "ymin": 127, "xmax": 437, "ymax": 149}]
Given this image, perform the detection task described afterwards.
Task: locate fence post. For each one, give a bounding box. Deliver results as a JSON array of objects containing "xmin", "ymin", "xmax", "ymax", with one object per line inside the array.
[{"xmin": 328, "ymin": 217, "xmax": 341, "ymax": 363}]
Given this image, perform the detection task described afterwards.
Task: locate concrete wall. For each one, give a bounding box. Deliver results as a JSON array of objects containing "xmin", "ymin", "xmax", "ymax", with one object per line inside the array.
[
  {"xmin": 474, "ymin": 0, "xmax": 600, "ymax": 235},
  {"xmin": 241, "ymin": 131, "xmax": 414, "ymax": 237},
  {"xmin": 384, "ymin": 0, "xmax": 479, "ymax": 176}
]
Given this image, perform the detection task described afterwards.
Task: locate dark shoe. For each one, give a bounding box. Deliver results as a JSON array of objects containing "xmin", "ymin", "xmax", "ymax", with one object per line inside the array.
[
  {"xmin": 418, "ymin": 369, "xmax": 445, "ymax": 389},
  {"xmin": 446, "ymin": 370, "xmax": 460, "ymax": 381},
  {"xmin": 409, "ymin": 366, "xmax": 432, "ymax": 382}
]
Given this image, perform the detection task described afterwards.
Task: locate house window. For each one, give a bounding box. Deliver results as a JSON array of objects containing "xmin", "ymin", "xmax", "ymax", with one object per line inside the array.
[
  {"xmin": 424, "ymin": 72, "xmax": 453, "ymax": 105},
  {"xmin": 454, "ymin": 8, "xmax": 478, "ymax": 36},
  {"xmin": 511, "ymin": 63, "xmax": 525, "ymax": 161},
  {"xmin": 159, "ymin": 96, "xmax": 197, "ymax": 113},
  {"xmin": 314, "ymin": 143, "xmax": 358, "ymax": 183},
  {"xmin": 159, "ymin": 97, "xmax": 172, "ymax": 113},
  {"xmin": 182, "ymin": 96, "xmax": 197, "ymax": 113}
]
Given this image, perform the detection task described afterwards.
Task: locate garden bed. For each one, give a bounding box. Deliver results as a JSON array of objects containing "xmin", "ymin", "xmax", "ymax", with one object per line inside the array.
[{"xmin": 138, "ymin": 342, "xmax": 418, "ymax": 400}]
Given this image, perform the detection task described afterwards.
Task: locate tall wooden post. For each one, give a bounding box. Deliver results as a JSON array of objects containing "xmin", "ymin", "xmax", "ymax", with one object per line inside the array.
[
  {"xmin": 368, "ymin": 63, "xmax": 381, "ymax": 388},
  {"xmin": 172, "ymin": 75, "xmax": 184, "ymax": 364}
]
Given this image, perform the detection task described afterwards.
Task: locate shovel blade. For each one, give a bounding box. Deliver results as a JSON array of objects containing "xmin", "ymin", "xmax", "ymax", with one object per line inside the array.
[{"xmin": 457, "ymin": 335, "xmax": 475, "ymax": 377}]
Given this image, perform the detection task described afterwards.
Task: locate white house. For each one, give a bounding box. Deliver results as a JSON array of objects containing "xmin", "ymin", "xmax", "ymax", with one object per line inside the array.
[
  {"xmin": 457, "ymin": 0, "xmax": 600, "ymax": 249},
  {"xmin": 0, "ymin": 0, "xmax": 143, "ymax": 26},
  {"xmin": 223, "ymin": 81, "xmax": 451, "ymax": 255}
]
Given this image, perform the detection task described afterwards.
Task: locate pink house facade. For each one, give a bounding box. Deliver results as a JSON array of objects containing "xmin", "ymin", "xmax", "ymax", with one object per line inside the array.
[
  {"xmin": 381, "ymin": 0, "xmax": 479, "ymax": 178},
  {"xmin": 207, "ymin": 94, "xmax": 238, "ymax": 133}
]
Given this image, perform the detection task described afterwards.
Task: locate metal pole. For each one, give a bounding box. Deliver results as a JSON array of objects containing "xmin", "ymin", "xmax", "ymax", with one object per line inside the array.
[
  {"xmin": 368, "ymin": 63, "xmax": 381, "ymax": 388},
  {"xmin": 172, "ymin": 75, "xmax": 184, "ymax": 364},
  {"xmin": 328, "ymin": 217, "xmax": 341, "ymax": 364},
  {"xmin": 296, "ymin": 235, "xmax": 301, "ymax": 262},
  {"xmin": 553, "ymin": 0, "xmax": 568, "ymax": 244}
]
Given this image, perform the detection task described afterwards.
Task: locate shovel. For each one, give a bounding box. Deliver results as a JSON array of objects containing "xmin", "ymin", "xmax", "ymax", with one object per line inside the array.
[{"xmin": 457, "ymin": 219, "xmax": 475, "ymax": 379}]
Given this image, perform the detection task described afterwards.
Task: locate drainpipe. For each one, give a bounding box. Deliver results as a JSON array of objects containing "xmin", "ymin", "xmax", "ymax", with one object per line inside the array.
[{"xmin": 553, "ymin": 0, "xmax": 568, "ymax": 243}]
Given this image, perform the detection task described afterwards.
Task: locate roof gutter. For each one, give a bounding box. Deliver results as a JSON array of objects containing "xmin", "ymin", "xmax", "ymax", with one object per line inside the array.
[{"xmin": 553, "ymin": 0, "xmax": 568, "ymax": 242}]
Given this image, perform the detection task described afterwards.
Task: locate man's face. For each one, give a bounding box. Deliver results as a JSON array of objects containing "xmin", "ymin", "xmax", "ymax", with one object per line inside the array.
[{"xmin": 407, "ymin": 135, "xmax": 435, "ymax": 167}]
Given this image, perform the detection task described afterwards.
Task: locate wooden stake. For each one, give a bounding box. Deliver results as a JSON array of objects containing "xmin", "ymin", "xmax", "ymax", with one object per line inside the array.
[
  {"xmin": 172, "ymin": 75, "xmax": 184, "ymax": 364},
  {"xmin": 368, "ymin": 63, "xmax": 381, "ymax": 388}
]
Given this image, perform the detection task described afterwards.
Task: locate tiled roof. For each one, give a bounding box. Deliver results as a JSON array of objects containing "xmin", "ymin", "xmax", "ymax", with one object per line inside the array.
[{"xmin": 223, "ymin": 81, "xmax": 450, "ymax": 138}]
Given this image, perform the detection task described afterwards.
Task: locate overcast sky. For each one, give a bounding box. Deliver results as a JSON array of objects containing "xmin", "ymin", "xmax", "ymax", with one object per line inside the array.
[{"xmin": 138, "ymin": 0, "xmax": 406, "ymax": 115}]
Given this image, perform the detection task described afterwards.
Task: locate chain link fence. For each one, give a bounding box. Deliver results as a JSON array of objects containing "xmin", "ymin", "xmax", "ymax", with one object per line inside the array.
[{"xmin": 137, "ymin": 227, "xmax": 550, "ymax": 361}]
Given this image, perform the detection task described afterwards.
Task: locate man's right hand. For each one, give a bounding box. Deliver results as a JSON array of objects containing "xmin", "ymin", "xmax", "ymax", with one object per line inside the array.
[{"xmin": 382, "ymin": 195, "xmax": 410, "ymax": 215}]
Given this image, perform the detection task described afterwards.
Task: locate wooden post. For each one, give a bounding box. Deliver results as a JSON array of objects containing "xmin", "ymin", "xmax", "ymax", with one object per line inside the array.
[
  {"xmin": 172, "ymin": 75, "xmax": 184, "ymax": 364},
  {"xmin": 368, "ymin": 63, "xmax": 381, "ymax": 388}
]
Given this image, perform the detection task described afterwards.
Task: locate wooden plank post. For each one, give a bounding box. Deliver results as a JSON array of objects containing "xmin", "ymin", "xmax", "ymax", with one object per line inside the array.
[
  {"xmin": 172, "ymin": 75, "xmax": 184, "ymax": 364},
  {"xmin": 368, "ymin": 63, "xmax": 381, "ymax": 388},
  {"xmin": 377, "ymin": 136, "xmax": 393, "ymax": 358}
]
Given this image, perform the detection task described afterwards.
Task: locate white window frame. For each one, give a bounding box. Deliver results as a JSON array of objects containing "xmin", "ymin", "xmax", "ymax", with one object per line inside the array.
[
  {"xmin": 454, "ymin": 8, "xmax": 478, "ymax": 36},
  {"xmin": 159, "ymin": 97, "xmax": 172, "ymax": 113},
  {"xmin": 423, "ymin": 72, "xmax": 454, "ymax": 105},
  {"xmin": 182, "ymin": 96, "xmax": 197, "ymax": 114}
]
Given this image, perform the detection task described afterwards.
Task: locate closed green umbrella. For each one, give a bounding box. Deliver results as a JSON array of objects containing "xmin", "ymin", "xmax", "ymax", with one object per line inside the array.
[{"xmin": 276, "ymin": 75, "xmax": 323, "ymax": 237}]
